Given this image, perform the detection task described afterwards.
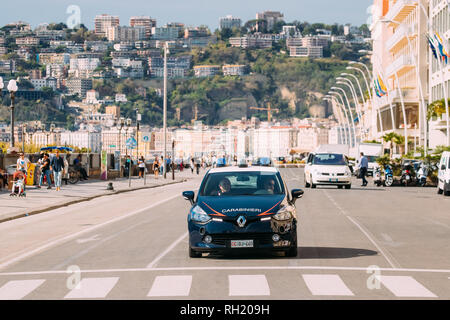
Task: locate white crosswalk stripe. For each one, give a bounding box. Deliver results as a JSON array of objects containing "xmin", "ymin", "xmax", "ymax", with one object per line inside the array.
[
  {"xmin": 148, "ymin": 275, "xmax": 192, "ymax": 297},
  {"xmin": 302, "ymin": 274, "xmax": 354, "ymax": 296},
  {"xmin": 0, "ymin": 279, "xmax": 46, "ymax": 300},
  {"xmin": 0, "ymin": 273, "xmax": 441, "ymax": 299},
  {"xmin": 64, "ymin": 277, "xmax": 119, "ymax": 299},
  {"xmin": 228, "ymin": 275, "xmax": 270, "ymax": 296},
  {"xmin": 376, "ymin": 275, "xmax": 437, "ymax": 298}
]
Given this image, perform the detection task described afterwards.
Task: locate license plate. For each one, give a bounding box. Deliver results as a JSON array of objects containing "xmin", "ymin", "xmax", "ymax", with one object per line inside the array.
[
  {"xmin": 329, "ymin": 178, "xmax": 338, "ymax": 182},
  {"xmin": 230, "ymin": 240, "xmax": 254, "ymax": 248}
]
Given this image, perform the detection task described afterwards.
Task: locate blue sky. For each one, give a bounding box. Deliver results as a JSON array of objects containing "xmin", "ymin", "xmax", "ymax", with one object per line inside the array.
[{"xmin": 1, "ymin": 0, "xmax": 373, "ymax": 30}]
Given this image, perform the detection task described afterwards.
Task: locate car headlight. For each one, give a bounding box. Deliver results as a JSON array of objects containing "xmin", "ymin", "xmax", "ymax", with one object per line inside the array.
[
  {"xmin": 273, "ymin": 205, "xmax": 294, "ymax": 221},
  {"xmin": 190, "ymin": 205, "xmax": 211, "ymax": 224}
]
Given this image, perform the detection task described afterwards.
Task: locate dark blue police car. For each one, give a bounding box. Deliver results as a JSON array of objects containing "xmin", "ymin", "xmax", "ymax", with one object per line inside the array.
[{"xmin": 182, "ymin": 166, "xmax": 303, "ymax": 258}]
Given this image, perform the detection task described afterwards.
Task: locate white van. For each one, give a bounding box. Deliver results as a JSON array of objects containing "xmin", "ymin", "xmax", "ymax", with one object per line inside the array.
[
  {"xmin": 437, "ymin": 151, "xmax": 450, "ymax": 196},
  {"xmin": 304, "ymin": 152, "xmax": 352, "ymax": 189}
]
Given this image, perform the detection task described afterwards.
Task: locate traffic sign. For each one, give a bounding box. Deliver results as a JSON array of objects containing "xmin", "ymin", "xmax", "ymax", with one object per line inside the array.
[
  {"xmin": 143, "ymin": 135, "xmax": 150, "ymax": 143},
  {"xmin": 126, "ymin": 137, "xmax": 137, "ymax": 149}
]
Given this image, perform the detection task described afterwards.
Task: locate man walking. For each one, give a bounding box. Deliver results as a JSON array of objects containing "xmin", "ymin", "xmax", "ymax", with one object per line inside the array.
[
  {"xmin": 359, "ymin": 152, "xmax": 369, "ymax": 187},
  {"xmin": 51, "ymin": 150, "xmax": 65, "ymax": 191},
  {"xmin": 37, "ymin": 153, "xmax": 52, "ymax": 189}
]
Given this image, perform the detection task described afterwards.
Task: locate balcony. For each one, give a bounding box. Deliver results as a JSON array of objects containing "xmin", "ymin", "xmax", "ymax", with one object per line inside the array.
[
  {"xmin": 386, "ymin": 54, "xmax": 414, "ymax": 77},
  {"xmin": 386, "ymin": 24, "xmax": 417, "ymax": 52},
  {"xmin": 384, "ymin": 0, "xmax": 418, "ymax": 25}
]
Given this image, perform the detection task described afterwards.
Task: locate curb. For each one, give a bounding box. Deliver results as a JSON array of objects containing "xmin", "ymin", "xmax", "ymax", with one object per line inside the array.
[{"xmin": 0, "ymin": 179, "xmax": 188, "ymax": 224}]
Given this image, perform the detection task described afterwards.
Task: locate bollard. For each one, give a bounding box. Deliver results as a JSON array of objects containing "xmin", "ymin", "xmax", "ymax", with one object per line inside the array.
[{"xmin": 107, "ymin": 182, "xmax": 114, "ymax": 191}]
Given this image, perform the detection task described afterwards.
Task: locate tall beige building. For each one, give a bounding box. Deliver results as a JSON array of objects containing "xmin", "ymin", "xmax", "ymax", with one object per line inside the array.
[
  {"xmin": 94, "ymin": 14, "xmax": 120, "ymax": 36},
  {"xmin": 370, "ymin": 0, "xmax": 429, "ymax": 152},
  {"xmin": 130, "ymin": 16, "xmax": 156, "ymax": 39}
]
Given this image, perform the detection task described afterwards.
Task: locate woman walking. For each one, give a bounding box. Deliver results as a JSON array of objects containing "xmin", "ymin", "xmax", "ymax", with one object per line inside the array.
[
  {"xmin": 51, "ymin": 150, "xmax": 65, "ymax": 191},
  {"xmin": 152, "ymin": 157, "xmax": 160, "ymax": 179},
  {"xmin": 138, "ymin": 156, "xmax": 145, "ymax": 179}
]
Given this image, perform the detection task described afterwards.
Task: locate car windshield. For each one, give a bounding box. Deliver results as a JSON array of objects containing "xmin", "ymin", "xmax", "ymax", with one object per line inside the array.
[
  {"xmin": 366, "ymin": 156, "xmax": 378, "ymax": 162},
  {"xmin": 200, "ymin": 171, "xmax": 284, "ymax": 196},
  {"xmin": 312, "ymin": 153, "xmax": 347, "ymax": 165}
]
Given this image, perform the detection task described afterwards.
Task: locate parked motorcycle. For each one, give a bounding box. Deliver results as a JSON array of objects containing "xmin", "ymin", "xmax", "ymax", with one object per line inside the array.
[
  {"xmin": 384, "ymin": 165, "xmax": 394, "ymax": 187},
  {"xmin": 373, "ymin": 166, "xmax": 382, "ymax": 187},
  {"xmin": 416, "ymin": 162, "xmax": 428, "ymax": 187},
  {"xmin": 400, "ymin": 162, "xmax": 415, "ymax": 186}
]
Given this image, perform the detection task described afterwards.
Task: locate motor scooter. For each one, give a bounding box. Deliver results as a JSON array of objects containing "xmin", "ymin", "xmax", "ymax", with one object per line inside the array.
[
  {"xmin": 384, "ymin": 165, "xmax": 394, "ymax": 187},
  {"xmin": 416, "ymin": 163, "xmax": 428, "ymax": 187},
  {"xmin": 373, "ymin": 166, "xmax": 382, "ymax": 187},
  {"xmin": 401, "ymin": 162, "xmax": 415, "ymax": 186}
]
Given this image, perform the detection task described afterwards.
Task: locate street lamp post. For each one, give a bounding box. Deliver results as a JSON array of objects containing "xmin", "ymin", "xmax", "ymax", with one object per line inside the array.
[
  {"xmin": 45, "ymin": 123, "xmax": 55, "ymax": 146},
  {"xmin": 329, "ymin": 91, "xmax": 352, "ymax": 146},
  {"xmin": 163, "ymin": 42, "xmax": 169, "ymax": 179},
  {"xmin": 331, "ymin": 87, "xmax": 357, "ymax": 147},
  {"xmin": 7, "ymin": 80, "xmax": 18, "ymax": 150},
  {"xmin": 341, "ymin": 73, "xmax": 368, "ymax": 131},
  {"xmin": 337, "ymin": 78, "xmax": 365, "ymax": 139},
  {"xmin": 324, "ymin": 97, "xmax": 346, "ymax": 145},
  {"xmin": 347, "ymin": 63, "xmax": 384, "ymax": 137},
  {"xmin": 126, "ymin": 118, "xmax": 132, "ymax": 186},
  {"xmin": 118, "ymin": 117, "xmax": 125, "ymax": 176}
]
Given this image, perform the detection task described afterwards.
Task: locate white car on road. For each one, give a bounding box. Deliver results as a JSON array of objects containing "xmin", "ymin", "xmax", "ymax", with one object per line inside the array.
[{"xmin": 304, "ymin": 152, "xmax": 352, "ymax": 189}]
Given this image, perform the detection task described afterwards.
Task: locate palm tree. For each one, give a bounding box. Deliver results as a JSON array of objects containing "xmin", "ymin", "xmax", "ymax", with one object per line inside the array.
[{"xmin": 383, "ymin": 132, "xmax": 405, "ymax": 156}]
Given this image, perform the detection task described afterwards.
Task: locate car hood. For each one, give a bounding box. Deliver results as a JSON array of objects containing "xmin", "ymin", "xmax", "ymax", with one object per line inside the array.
[{"xmin": 198, "ymin": 194, "xmax": 286, "ymax": 217}]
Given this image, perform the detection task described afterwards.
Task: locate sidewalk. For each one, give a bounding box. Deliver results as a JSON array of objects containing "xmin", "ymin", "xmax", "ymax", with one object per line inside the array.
[{"xmin": 0, "ymin": 169, "xmax": 200, "ymax": 223}]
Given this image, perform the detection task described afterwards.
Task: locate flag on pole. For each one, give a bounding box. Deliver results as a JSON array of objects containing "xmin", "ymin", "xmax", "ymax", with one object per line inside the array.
[
  {"xmin": 434, "ymin": 32, "xmax": 449, "ymax": 64},
  {"xmin": 377, "ymin": 75, "xmax": 388, "ymax": 95},
  {"xmin": 427, "ymin": 34, "xmax": 438, "ymax": 60}
]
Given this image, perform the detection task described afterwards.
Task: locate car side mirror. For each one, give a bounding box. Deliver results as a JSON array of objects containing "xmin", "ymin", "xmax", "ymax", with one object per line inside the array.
[
  {"xmin": 291, "ymin": 189, "xmax": 304, "ymax": 203},
  {"xmin": 182, "ymin": 191, "xmax": 195, "ymax": 205},
  {"xmin": 441, "ymin": 165, "xmax": 446, "ymax": 171}
]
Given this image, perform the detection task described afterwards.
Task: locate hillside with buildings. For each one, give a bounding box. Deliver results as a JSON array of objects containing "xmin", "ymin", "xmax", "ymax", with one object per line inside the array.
[{"xmin": 0, "ymin": 12, "xmax": 370, "ymax": 129}]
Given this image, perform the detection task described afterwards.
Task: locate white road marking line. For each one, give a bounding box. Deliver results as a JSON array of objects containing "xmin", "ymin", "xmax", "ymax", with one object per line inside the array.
[
  {"xmin": 323, "ymin": 190, "xmax": 398, "ymax": 269},
  {"xmin": 376, "ymin": 275, "xmax": 437, "ymax": 298},
  {"xmin": 64, "ymin": 277, "xmax": 119, "ymax": 299},
  {"xmin": 76, "ymin": 234, "xmax": 101, "ymax": 244},
  {"xmin": 3, "ymin": 266, "xmax": 450, "ymax": 276},
  {"xmin": 229, "ymin": 275, "xmax": 270, "ymax": 296},
  {"xmin": 302, "ymin": 274, "xmax": 354, "ymax": 296},
  {"xmin": 146, "ymin": 232, "xmax": 189, "ymax": 269},
  {"xmin": 0, "ymin": 279, "xmax": 45, "ymax": 300},
  {"xmin": 0, "ymin": 193, "xmax": 181, "ymax": 272},
  {"xmin": 147, "ymin": 275, "xmax": 192, "ymax": 297}
]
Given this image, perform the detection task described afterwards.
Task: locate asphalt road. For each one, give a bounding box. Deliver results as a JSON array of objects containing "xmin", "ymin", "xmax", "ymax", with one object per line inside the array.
[{"xmin": 0, "ymin": 168, "xmax": 449, "ymax": 300}]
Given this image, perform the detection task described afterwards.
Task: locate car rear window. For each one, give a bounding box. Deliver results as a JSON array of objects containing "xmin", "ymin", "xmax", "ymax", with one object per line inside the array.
[{"xmin": 312, "ymin": 154, "xmax": 347, "ymax": 165}]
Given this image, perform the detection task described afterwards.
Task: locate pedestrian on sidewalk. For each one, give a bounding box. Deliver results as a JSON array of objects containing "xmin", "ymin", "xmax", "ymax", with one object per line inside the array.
[
  {"xmin": 191, "ymin": 158, "xmax": 194, "ymax": 174},
  {"xmin": 74, "ymin": 155, "xmax": 88, "ymax": 180},
  {"xmin": 160, "ymin": 156, "xmax": 164, "ymax": 176},
  {"xmin": 16, "ymin": 152, "xmax": 30, "ymax": 175},
  {"xmin": 152, "ymin": 157, "xmax": 159, "ymax": 179},
  {"xmin": 16, "ymin": 152, "xmax": 30, "ymax": 191},
  {"xmin": 138, "ymin": 156, "xmax": 145, "ymax": 179},
  {"xmin": 359, "ymin": 152, "xmax": 369, "ymax": 187},
  {"xmin": 51, "ymin": 150, "xmax": 65, "ymax": 191},
  {"xmin": 37, "ymin": 153, "xmax": 52, "ymax": 189},
  {"xmin": 124, "ymin": 156, "xmax": 131, "ymax": 178}
]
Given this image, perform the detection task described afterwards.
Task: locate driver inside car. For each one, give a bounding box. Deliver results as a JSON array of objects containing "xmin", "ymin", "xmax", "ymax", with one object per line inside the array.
[{"xmin": 211, "ymin": 177, "xmax": 232, "ymax": 196}]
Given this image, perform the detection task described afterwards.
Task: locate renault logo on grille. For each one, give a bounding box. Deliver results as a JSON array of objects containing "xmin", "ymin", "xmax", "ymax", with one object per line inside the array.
[{"xmin": 237, "ymin": 216, "xmax": 246, "ymax": 228}]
